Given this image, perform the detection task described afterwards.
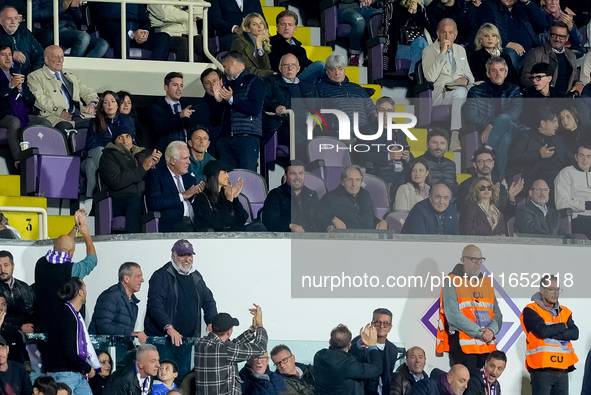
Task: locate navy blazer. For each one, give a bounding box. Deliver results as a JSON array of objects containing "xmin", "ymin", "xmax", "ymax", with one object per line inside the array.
[
  {"xmin": 349, "ymin": 335, "xmax": 399, "ymax": 395},
  {"xmin": 148, "ymin": 97, "xmax": 200, "ymax": 153},
  {"xmin": 207, "ymin": 0, "xmax": 264, "ymax": 35},
  {"xmin": 145, "ymin": 165, "xmax": 197, "ymax": 232}
]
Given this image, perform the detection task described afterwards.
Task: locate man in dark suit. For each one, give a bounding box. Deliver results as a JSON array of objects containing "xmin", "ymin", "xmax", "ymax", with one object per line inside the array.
[
  {"xmin": 515, "ymin": 179, "xmax": 567, "ymax": 236},
  {"xmin": 263, "ymin": 53, "xmax": 317, "ymax": 149},
  {"xmin": 89, "ymin": 2, "xmax": 171, "ymax": 60},
  {"xmin": 103, "ymin": 344, "xmax": 159, "ymax": 395},
  {"xmin": 314, "ymin": 324, "xmax": 383, "ymax": 394},
  {"xmin": 349, "ymin": 308, "xmax": 399, "ymax": 395},
  {"xmin": 145, "ymin": 141, "xmax": 204, "ymax": 232},
  {"xmin": 148, "ymin": 72, "xmax": 199, "ymax": 153},
  {"xmin": 200, "ymin": 68, "xmax": 224, "ymax": 156},
  {"xmin": 207, "ymin": 0, "xmax": 264, "ymax": 51}
]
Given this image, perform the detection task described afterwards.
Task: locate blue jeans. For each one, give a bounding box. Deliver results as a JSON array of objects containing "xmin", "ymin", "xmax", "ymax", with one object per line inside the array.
[
  {"xmin": 502, "ymin": 47, "xmax": 525, "ymax": 73},
  {"xmin": 337, "ymin": 7, "xmax": 380, "ymax": 52},
  {"xmin": 298, "ymin": 61, "xmax": 325, "ymax": 84},
  {"xmin": 60, "ymin": 29, "xmax": 109, "ymax": 58},
  {"xmin": 397, "ymin": 37, "xmax": 428, "ymax": 77},
  {"xmin": 48, "ymin": 371, "xmax": 93, "ymax": 395},
  {"xmin": 486, "ymin": 114, "xmax": 517, "ymax": 180}
]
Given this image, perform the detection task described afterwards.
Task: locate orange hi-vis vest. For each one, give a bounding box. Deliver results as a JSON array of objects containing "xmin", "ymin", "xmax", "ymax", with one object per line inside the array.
[
  {"xmin": 520, "ymin": 302, "xmax": 578, "ymax": 370},
  {"xmin": 436, "ymin": 273, "xmax": 498, "ymax": 356}
]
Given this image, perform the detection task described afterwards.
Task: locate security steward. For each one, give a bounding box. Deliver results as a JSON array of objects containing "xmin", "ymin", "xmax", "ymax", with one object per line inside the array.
[
  {"xmin": 521, "ymin": 274, "xmax": 578, "ymax": 395},
  {"xmin": 436, "ymin": 244, "xmax": 502, "ymax": 371}
]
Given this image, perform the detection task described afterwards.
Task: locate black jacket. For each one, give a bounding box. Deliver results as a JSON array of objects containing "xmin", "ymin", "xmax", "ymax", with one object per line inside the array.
[
  {"xmin": 103, "ymin": 363, "xmax": 154, "ymax": 395},
  {"xmin": 98, "ymin": 143, "xmax": 149, "ymax": 197},
  {"xmin": 148, "ymin": 97, "xmax": 198, "ymax": 153},
  {"xmin": 206, "ymin": 0, "xmax": 264, "ymax": 35},
  {"xmin": 390, "ymin": 363, "xmax": 429, "ymax": 395},
  {"xmin": 1, "ymin": 278, "xmax": 34, "ymax": 340},
  {"xmin": 514, "ymin": 200, "xmax": 566, "ymax": 235},
  {"xmin": 0, "ymin": 25, "xmax": 44, "ymax": 75},
  {"xmin": 316, "ymin": 185, "xmax": 380, "ymax": 231},
  {"xmin": 463, "ymin": 80, "xmax": 522, "ymax": 130},
  {"xmin": 89, "ymin": 282, "xmax": 140, "ymax": 336},
  {"xmin": 192, "ymin": 191, "xmax": 248, "ymax": 232},
  {"xmin": 415, "ymin": 152, "xmax": 458, "ymax": 199},
  {"xmin": 90, "ymin": 2, "xmax": 151, "ymax": 31},
  {"xmin": 261, "ymin": 183, "xmax": 319, "ymax": 232},
  {"xmin": 269, "ymin": 34, "xmax": 312, "ymax": 72},
  {"xmin": 314, "ymin": 346, "xmax": 383, "ymax": 395},
  {"xmin": 459, "ymin": 200, "xmax": 507, "ymax": 236},
  {"xmin": 280, "ymin": 362, "xmax": 315, "ymax": 395},
  {"xmin": 464, "ymin": 370, "xmax": 501, "ymax": 395},
  {"xmin": 507, "ymin": 128, "xmax": 574, "ymax": 184},
  {"xmin": 349, "ymin": 336, "xmax": 399, "ymax": 395}
]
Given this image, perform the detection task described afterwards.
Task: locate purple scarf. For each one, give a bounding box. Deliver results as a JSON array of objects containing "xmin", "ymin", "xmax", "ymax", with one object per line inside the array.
[
  {"xmin": 65, "ymin": 302, "xmax": 100, "ymax": 369},
  {"xmin": 438, "ymin": 372, "xmax": 456, "ymax": 395},
  {"xmin": 45, "ymin": 250, "xmax": 72, "ymax": 264}
]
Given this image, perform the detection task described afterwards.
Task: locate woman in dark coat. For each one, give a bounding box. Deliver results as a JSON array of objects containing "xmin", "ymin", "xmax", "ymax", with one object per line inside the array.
[
  {"xmin": 89, "ymin": 350, "xmax": 112, "ymax": 395},
  {"xmin": 469, "ymin": 23, "xmax": 519, "ymax": 83},
  {"xmin": 193, "ymin": 161, "xmax": 248, "ymax": 231},
  {"xmin": 460, "ymin": 177, "xmax": 507, "ymax": 236}
]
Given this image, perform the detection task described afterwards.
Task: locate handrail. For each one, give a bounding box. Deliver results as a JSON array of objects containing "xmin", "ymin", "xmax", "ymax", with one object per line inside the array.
[
  {"xmin": 0, "ymin": 206, "xmax": 48, "ymax": 240},
  {"xmin": 286, "ymin": 109, "xmax": 295, "ymax": 160},
  {"xmin": 26, "ymin": 0, "xmax": 221, "ymax": 68}
]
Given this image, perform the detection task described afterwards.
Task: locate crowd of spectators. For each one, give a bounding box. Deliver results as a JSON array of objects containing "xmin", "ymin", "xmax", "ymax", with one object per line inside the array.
[
  {"xmin": 1, "ymin": 0, "xmax": 591, "ymax": 238},
  {"xmin": 0, "ymin": 241, "xmax": 583, "ymax": 395}
]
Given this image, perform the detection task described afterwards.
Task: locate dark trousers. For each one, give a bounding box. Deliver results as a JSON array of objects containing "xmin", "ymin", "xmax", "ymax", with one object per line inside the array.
[
  {"xmin": 448, "ymin": 331, "xmax": 489, "ymax": 372},
  {"xmin": 98, "ymin": 23, "xmax": 172, "ymax": 60},
  {"xmin": 54, "ymin": 115, "xmax": 91, "ymax": 134},
  {"xmin": 217, "ymin": 135, "xmax": 260, "ymax": 171},
  {"xmin": 573, "ymin": 215, "xmax": 591, "ymax": 239},
  {"xmin": 530, "ymin": 369, "xmax": 569, "ymax": 395},
  {"xmin": 170, "ymin": 35, "xmax": 214, "ymax": 62},
  {"xmin": 112, "ymin": 193, "xmax": 142, "ymax": 233}
]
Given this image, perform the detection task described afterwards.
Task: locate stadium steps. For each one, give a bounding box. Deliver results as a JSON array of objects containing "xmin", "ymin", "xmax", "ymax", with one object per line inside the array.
[
  {"xmin": 263, "ymin": 6, "xmax": 287, "ymax": 28},
  {"xmin": 457, "ymin": 173, "xmax": 471, "ymax": 184},
  {"xmin": 302, "ymin": 45, "xmax": 332, "ymax": 63},
  {"xmin": 0, "ymin": 175, "xmax": 20, "ymax": 197}
]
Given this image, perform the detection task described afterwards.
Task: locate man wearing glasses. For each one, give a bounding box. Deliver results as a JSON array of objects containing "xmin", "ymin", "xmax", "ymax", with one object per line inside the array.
[
  {"xmin": 520, "ymin": 274, "xmax": 578, "ymax": 395},
  {"xmin": 270, "ymin": 345, "xmax": 315, "ymax": 394},
  {"xmin": 521, "ymin": 21, "xmax": 583, "ymax": 97},
  {"xmin": 436, "ymin": 244, "xmax": 503, "ymax": 371},
  {"xmin": 515, "ymin": 179, "xmax": 567, "ymax": 235},
  {"xmin": 349, "ymin": 308, "xmax": 399, "ymax": 394}
]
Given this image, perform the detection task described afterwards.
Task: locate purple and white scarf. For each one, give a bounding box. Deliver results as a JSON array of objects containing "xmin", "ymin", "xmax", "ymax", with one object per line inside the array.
[
  {"xmin": 65, "ymin": 302, "xmax": 100, "ymax": 370},
  {"xmin": 45, "ymin": 250, "xmax": 72, "ymax": 264}
]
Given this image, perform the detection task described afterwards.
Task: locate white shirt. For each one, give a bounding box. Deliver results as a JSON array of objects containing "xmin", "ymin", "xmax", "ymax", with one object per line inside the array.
[{"xmin": 168, "ymin": 166, "xmax": 191, "ymax": 217}]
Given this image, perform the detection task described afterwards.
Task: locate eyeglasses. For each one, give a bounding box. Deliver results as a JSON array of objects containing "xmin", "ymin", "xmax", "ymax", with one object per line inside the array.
[
  {"xmin": 372, "ymin": 320, "xmax": 392, "ymax": 327},
  {"xmin": 475, "ymin": 159, "xmax": 494, "ymax": 165},
  {"xmin": 279, "ymin": 63, "xmax": 299, "ymax": 69},
  {"xmin": 478, "ymin": 185, "xmax": 493, "ymax": 191},
  {"xmin": 273, "ymin": 355, "xmax": 293, "ymax": 367},
  {"xmin": 529, "ymin": 75, "xmax": 548, "ymax": 82},
  {"xmin": 462, "ymin": 256, "xmax": 486, "ymax": 263},
  {"xmin": 550, "ymin": 32, "xmax": 568, "ymax": 40},
  {"xmin": 531, "ymin": 187, "xmax": 550, "ymax": 192},
  {"xmin": 544, "ymin": 287, "xmax": 563, "ymax": 294},
  {"xmin": 253, "ymin": 356, "xmax": 270, "ymax": 362}
]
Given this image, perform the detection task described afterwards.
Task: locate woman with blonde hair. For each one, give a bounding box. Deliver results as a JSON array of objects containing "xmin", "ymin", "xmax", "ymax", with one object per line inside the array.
[
  {"xmin": 230, "ymin": 13, "xmax": 275, "ymax": 78},
  {"xmin": 459, "ymin": 177, "xmax": 507, "ymax": 236},
  {"xmin": 469, "ymin": 23, "xmax": 518, "ymax": 83}
]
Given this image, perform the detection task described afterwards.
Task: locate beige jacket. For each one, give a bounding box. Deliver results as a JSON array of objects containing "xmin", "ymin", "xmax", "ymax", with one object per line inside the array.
[
  {"xmin": 148, "ymin": 3, "xmax": 202, "ymax": 37},
  {"xmin": 421, "ymin": 42, "xmax": 474, "ymax": 95},
  {"xmin": 27, "ymin": 65, "xmax": 98, "ymax": 127}
]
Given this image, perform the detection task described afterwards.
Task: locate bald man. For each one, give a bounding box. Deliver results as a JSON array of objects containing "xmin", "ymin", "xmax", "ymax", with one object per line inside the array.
[
  {"xmin": 34, "ymin": 209, "xmax": 97, "ymax": 331},
  {"xmin": 436, "ymin": 245, "xmax": 502, "ymax": 372},
  {"xmin": 391, "ymin": 346, "xmax": 429, "ymax": 395},
  {"xmin": 408, "ymin": 364, "xmax": 470, "ymax": 395},
  {"xmin": 27, "ymin": 45, "xmax": 99, "ymax": 133}
]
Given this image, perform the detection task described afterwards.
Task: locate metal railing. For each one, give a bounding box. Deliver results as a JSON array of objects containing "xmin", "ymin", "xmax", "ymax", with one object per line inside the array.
[
  {"xmin": 0, "ymin": 205, "xmax": 48, "ymax": 239},
  {"xmin": 26, "ymin": 0, "xmax": 221, "ymax": 67}
]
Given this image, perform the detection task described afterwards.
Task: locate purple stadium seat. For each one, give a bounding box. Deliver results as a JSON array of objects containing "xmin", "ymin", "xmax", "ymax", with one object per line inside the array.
[
  {"xmin": 228, "ymin": 169, "xmax": 268, "ymax": 219},
  {"xmin": 506, "ymin": 216, "xmax": 515, "ymax": 237},
  {"xmin": 363, "ymin": 174, "xmax": 390, "ymax": 219},
  {"xmin": 20, "ymin": 126, "xmax": 80, "ymax": 199},
  {"xmin": 307, "ymin": 136, "xmax": 351, "ymax": 192},
  {"xmin": 304, "ymin": 171, "xmax": 327, "ymax": 199},
  {"xmin": 68, "ymin": 128, "xmax": 88, "ymax": 156},
  {"xmin": 460, "ymin": 129, "xmax": 480, "ymax": 172},
  {"xmin": 384, "ymin": 210, "xmax": 409, "ymax": 234},
  {"xmin": 238, "ymin": 193, "xmax": 253, "ymax": 224},
  {"xmin": 558, "ymin": 208, "xmax": 588, "ymax": 240},
  {"xmin": 0, "ymin": 127, "xmax": 7, "ymax": 145},
  {"xmin": 319, "ymin": 0, "xmax": 382, "ymax": 48},
  {"xmin": 413, "ymin": 60, "xmax": 452, "ymax": 127}
]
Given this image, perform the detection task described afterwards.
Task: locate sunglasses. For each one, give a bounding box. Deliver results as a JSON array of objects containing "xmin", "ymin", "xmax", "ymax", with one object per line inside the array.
[{"xmin": 478, "ymin": 185, "xmax": 493, "ymax": 191}]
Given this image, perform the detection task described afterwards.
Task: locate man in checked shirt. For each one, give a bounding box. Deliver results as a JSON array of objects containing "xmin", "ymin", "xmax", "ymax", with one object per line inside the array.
[{"xmin": 194, "ymin": 304, "xmax": 267, "ymax": 394}]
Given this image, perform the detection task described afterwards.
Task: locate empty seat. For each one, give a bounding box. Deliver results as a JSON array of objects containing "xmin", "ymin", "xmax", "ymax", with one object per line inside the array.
[{"xmin": 228, "ymin": 169, "xmax": 268, "ymax": 219}]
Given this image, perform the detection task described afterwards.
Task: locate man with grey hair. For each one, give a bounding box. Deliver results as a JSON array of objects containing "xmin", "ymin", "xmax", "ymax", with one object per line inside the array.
[
  {"xmin": 103, "ymin": 344, "xmax": 160, "ymax": 394},
  {"xmin": 89, "ymin": 262, "xmax": 147, "ymax": 343},
  {"xmin": 316, "ymin": 165, "xmax": 387, "ymax": 232},
  {"xmin": 209, "ymin": 50, "xmax": 264, "ymax": 171},
  {"xmin": 422, "ymin": 18, "xmax": 474, "ymax": 152},
  {"xmin": 145, "ymin": 141, "xmax": 204, "ymax": 232},
  {"xmin": 316, "ymin": 53, "xmax": 376, "ymax": 134},
  {"xmin": 463, "ymin": 56, "xmax": 522, "ymax": 181}
]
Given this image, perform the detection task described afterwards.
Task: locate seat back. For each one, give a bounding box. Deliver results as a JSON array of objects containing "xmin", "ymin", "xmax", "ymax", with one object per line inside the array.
[
  {"xmin": 228, "ymin": 169, "xmax": 268, "ymax": 218},
  {"xmin": 0, "ymin": 127, "xmax": 8, "ymax": 145},
  {"xmin": 363, "ymin": 174, "xmax": 390, "ymax": 219},
  {"xmin": 384, "ymin": 210, "xmax": 409, "ymax": 234},
  {"xmin": 68, "ymin": 128, "xmax": 88, "ymax": 155},
  {"xmin": 238, "ymin": 193, "xmax": 253, "ymax": 224},
  {"xmin": 507, "ymin": 216, "xmax": 515, "ymax": 237},
  {"xmin": 21, "ymin": 126, "xmax": 69, "ymax": 155},
  {"xmin": 308, "ymin": 136, "xmax": 352, "ymax": 191},
  {"xmin": 304, "ymin": 172, "xmax": 327, "ymax": 199}
]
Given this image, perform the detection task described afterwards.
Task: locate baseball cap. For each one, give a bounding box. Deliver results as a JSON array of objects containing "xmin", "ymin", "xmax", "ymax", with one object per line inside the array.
[
  {"xmin": 212, "ymin": 313, "xmax": 239, "ymax": 332},
  {"xmin": 171, "ymin": 239, "xmax": 195, "ymax": 255}
]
